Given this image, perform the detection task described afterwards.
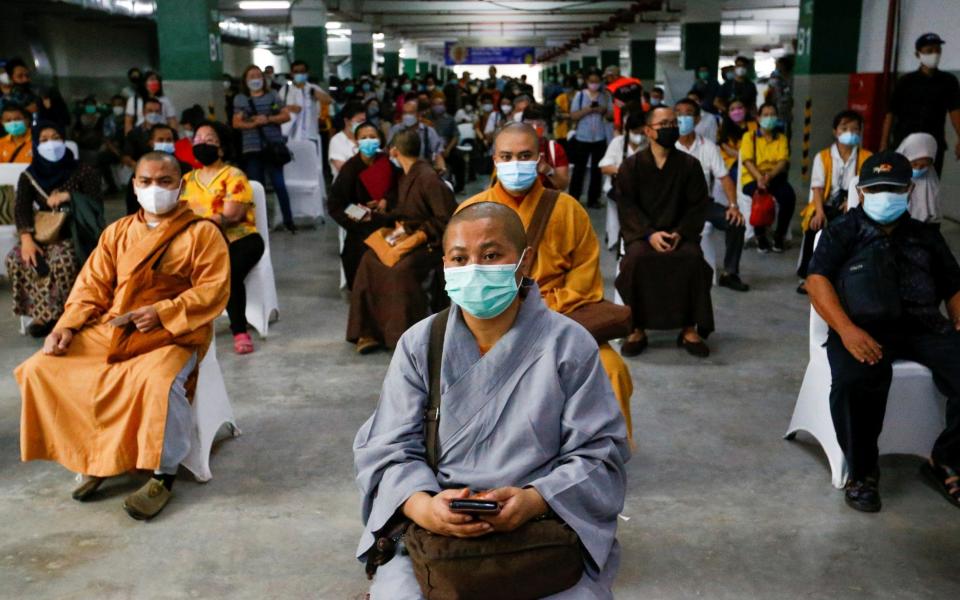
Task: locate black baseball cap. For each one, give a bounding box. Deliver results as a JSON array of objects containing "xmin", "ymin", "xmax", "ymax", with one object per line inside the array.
[
  {"xmin": 915, "ymin": 33, "xmax": 945, "ymax": 51},
  {"xmin": 858, "ymin": 151, "xmax": 912, "ymax": 188}
]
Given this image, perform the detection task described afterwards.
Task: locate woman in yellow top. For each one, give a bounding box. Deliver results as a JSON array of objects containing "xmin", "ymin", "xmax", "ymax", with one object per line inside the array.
[
  {"xmin": 740, "ymin": 102, "xmax": 796, "ymax": 253},
  {"xmin": 552, "ymin": 75, "xmax": 578, "ymax": 148},
  {"xmin": 717, "ymin": 98, "xmax": 757, "ymax": 172},
  {"xmin": 180, "ymin": 120, "xmax": 264, "ymax": 354}
]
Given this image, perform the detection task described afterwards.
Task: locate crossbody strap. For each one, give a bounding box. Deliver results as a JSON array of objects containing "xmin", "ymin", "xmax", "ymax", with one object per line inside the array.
[
  {"xmin": 22, "ymin": 171, "xmax": 50, "ymax": 202},
  {"xmin": 247, "ymin": 95, "xmax": 272, "ymax": 147},
  {"xmin": 424, "ymin": 307, "xmax": 450, "ymax": 472},
  {"xmin": 8, "ymin": 142, "xmax": 27, "ymax": 162},
  {"xmin": 526, "ymin": 188, "xmax": 560, "ymax": 265}
]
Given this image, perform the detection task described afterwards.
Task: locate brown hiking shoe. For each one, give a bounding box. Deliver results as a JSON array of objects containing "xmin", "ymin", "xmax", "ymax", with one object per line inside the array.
[
  {"xmin": 122, "ymin": 478, "xmax": 172, "ymax": 521},
  {"xmin": 72, "ymin": 475, "xmax": 105, "ymax": 501}
]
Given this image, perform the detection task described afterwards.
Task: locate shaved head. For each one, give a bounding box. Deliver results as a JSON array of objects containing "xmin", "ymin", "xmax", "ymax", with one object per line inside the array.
[
  {"xmin": 137, "ymin": 151, "xmax": 181, "ymax": 178},
  {"xmin": 494, "ymin": 122, "xmax": 538, "ymax": 150},
  {"xmin": 446, "ymin": 202, "xmax": 528, "ymax": 254}
]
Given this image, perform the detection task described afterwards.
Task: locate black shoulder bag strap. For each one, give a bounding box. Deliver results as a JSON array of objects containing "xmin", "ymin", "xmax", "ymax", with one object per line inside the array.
[
  {"xmin": 424, "ymin": 307, "xmax": 450, "ymax": 471},
  {"xmin": 247, "ymin": 94, "xmax": 271, "ymax": 149},
  {"xmin": 9, "ymin": 142, "xmax": 27, "ymax": 163},
  {"xmin": 524, "ymin": 188, "xmax": 560, "ymax": 275}
]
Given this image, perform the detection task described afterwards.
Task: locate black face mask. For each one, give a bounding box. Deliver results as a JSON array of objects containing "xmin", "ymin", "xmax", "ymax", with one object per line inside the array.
[
  {"xmin": 192, "ymin": 143, "xmax": 220, "ymax": 166},
  {"xmin": 655, "ymin": 126, "xmax": 680, "ymax": 149}
]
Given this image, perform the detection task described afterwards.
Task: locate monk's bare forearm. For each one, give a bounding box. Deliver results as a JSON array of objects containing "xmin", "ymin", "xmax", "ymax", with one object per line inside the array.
[{"xmin": 948, "ymin": 291, "xmax": 960, "ymax": 329}]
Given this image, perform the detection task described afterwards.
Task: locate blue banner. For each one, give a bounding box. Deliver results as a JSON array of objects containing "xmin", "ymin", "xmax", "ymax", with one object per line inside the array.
[{"xmin": 444, "ymin": 43, "xmax": 536, "ymax": 66}]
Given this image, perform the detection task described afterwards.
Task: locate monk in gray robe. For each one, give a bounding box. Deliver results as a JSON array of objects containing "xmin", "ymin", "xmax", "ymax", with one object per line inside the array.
[{"xmin": 353, "ymin": 202, "xmax": 630, "ymax": 599}]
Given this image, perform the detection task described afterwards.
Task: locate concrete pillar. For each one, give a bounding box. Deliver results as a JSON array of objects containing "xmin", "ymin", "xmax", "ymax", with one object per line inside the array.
[
  {"xmin": 559, "ymin": 62, "xmax": 568, "ymax": 76},
  {"xmin": 790, "ymin": 0, "xmax": 864, "ymax": 189},
  {"xmin": 581, "ymin": 45, "xmax": 599, "ymax": 71},
  {"xmin": 156, "ymin": 0, "xmax": 223, "ymax": 119},
  {"xmin": 418, "ymin": 61, "xmax": 429, "ymax": 76},
  {"xmin": 681, "ymin": 1, "xmax": 721, "ymax": 74},
  {"xmin": 600, "ymin": 38, "xmax": 621, "ymax": 70},
  {"xmin": 292, "ymin": 0, "xmax": 325, "ymax": 81},
  {"xmin": 382, "ymin": 38, "xmax": 400, "ymax": 78},
  {"xmin": 402, "ymin": 41, "xmax": 418, "ymax": 78},
  {"xmin": 568, "ymin": 51, "xmax": 582, "ymax": 76},
  {"xmin": 628, "ymin": 23, "xmax": 657, "ymax": 81},
  {"xmin": 350, "ymin": 22, "xmax": 373, "ymax": 79}
]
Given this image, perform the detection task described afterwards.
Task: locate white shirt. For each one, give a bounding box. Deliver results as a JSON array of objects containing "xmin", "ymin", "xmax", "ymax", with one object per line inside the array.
[
  {"xmin": 599, "ymin": 135, "xmax": 645, "ymax": 193},
  {"xmin": 328, "ymin": 131, "xmax": 358, "ymax": 179},
  {"xmin": 695, "ymin": 113, "xmax": 719, "ymax": 143},
  {"xmin": 809, "ymin": 143, "xmax": 860, "ymax": 204},
  {"xmin": 675, "ymin": 135, "xmax": 728, "ymax": 202},
  {"xmin": 125, "ymin": 95, "xmax": 176, "ymax": 126},
  {"xmin": 282, "ymin": 82, "xmax": 324, "ymax": 141}
]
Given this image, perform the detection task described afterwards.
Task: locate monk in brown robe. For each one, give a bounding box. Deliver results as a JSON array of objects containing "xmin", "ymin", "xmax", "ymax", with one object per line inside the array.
[
  {"xmin": 615, "ymin": 106, "xmax": 714, "ymax": 358},
  {"xmin": 348, "ymin": 128, "xmax": 457, "ymax": 353},
  {"xmin": 16, "ymin": 152, "xmax": 230, "ymax": 520}
]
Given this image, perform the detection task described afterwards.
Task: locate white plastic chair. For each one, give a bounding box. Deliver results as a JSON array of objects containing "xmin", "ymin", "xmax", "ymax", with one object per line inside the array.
[
  {"xmin": 245, "ymin": 182, "xmax": 280, "ymax": 338},
  {"xmin": 338, "ymin": 226, "xmax": 348, "ymax": 290},
  {"xmin": 699, "ymin": 221, "xmax": 719, "ymax": 285},
  {"xmin": 785, "ymin": 235, "xmax": 947, "ymax": 487},
  {"xmin": 281, "ymin": 140, "xmax": 326, "ymax": 223},
  {"xmin": 182, "ymin": 336, "xmax": 240, "ymax": 482},
  {"xmin": 0, "ymin": 164, "xmax": 28, "ymax": 278},
  {"xmin": 65, "ymin": 141, "xmax": 79, "ymax": 160}
]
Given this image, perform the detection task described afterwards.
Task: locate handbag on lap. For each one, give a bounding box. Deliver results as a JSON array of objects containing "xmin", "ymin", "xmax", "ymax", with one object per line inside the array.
[
  {"xmin": 22, "ymin": 172, "xmax": 70, "ymax": 244},
  {"xmin": 402, "ymin": 309, "xmax": 584, "ymax": 600}
]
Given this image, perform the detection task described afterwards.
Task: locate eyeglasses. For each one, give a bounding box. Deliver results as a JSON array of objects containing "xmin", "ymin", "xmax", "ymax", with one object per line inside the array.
[{"xmin": 650, "ymin": 120, "xmax": 678, "ymax": 129}]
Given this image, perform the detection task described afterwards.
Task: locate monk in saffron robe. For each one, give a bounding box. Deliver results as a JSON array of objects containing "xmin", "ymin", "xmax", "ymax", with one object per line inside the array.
[
  {"xmin": 355, "ymin": 203, "xmax": 629, "ymax": 598},
  {"xmin": 458, "ymin": 122, "xmax": 634, "ymax": 438},
  {"xmin": 16, "ymin": 152, "xmax": 230, "ymax": 520}
]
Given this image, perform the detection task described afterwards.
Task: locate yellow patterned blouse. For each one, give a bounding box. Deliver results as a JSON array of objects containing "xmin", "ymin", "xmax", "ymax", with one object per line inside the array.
[{"xmin": 180, "ymin": 166, "xmax": 257, "ymax": 242}]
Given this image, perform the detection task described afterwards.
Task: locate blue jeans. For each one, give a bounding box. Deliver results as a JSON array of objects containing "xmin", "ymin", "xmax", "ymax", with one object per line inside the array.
[{"xmin": 242, "ymin": 152, "xmax": 294, "ymax": 228}]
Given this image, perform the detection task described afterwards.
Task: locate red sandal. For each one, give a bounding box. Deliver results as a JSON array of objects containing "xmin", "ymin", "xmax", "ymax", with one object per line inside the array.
[{"xmin": 233, "ymin": 333, "xmax": 254, "ymax": 355}]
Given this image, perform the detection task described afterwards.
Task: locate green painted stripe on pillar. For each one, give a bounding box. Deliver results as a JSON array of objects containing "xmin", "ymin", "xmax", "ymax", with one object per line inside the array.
[
  {"xmin": 630, "ymin": 40, "xmax": 656, "ymax": 81},
  {"xmin": 403, "ymin": 59, "xmax": 417, "ymax": 78},
  {"xmin": 293, "ymin": 27, "xmax": 326, "ymax": 80},
  {"xmin": 569, "ymin": 60, "xmax": 581, "ymax": 73},
  {"xmin": 418, "ymin": 61, "xmax": 428, "ymax": 75},
  {"xmin": 156, "ymin": 0, "xmax": 221, "ymax": 81},
  {"xmin": 559, "ymin": 63, "xmax": 568, "ymax": 75},
  {"xmin": 582, "ymin": 56, "xmax": 598, "ymax": 70},
  {"xmin": 795, "ymin": 0, "xmax": 862, "ymax": 75},
  {"xmin": 383, "ymin": 52, "xmax": 399, "ymax": 78},
  {"xmin": 681, "ymin": 22, "xmax": 720, "ymax": 72},
  {"xmin": 601, "ymin": 50, "xmax": 620, "ymax": 70},
  {"xmin": 352, "ymin": 43, "xmax": 373, "ymax": 78}
]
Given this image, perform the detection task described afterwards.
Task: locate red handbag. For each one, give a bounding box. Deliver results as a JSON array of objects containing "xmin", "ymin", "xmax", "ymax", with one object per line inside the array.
[{"xmin": 750, "ymin": 189, "xmax": 776, "ymax": 228}]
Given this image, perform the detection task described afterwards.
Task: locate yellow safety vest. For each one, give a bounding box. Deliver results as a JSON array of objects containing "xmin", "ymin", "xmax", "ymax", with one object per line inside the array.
[{"xmin": 800, "ymin": 146, "xmax": 872, "ymax": 231}]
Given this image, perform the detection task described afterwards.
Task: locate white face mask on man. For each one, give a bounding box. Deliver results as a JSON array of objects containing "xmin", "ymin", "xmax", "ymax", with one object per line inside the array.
[
  {"xmin": 919, "ymin": 52, "xmax": 941, "ymax": 69},
  {"xmin": 135, "ymin": 184, "xmax": 181, "ymax": 215}
]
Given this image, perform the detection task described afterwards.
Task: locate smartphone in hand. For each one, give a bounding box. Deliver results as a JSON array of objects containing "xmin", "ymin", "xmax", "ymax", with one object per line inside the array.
[
  {"xmin": 33, "ymin": 255, "xmax": 50, "ymax": 278},
  {"xmin": 449, "ymin": 499, "xmax": 501, "ymax": 515}
]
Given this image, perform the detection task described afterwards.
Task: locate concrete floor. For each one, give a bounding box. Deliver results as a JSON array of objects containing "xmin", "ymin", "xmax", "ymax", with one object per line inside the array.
[{"xmin": 1, "ymin": 182, "xmax": 959, "ymax": 599}]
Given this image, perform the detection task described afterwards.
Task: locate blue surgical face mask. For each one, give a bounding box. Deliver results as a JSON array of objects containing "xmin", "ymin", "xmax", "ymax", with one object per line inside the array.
[
  {"xmin": 444, "ymin": 250, "xmax": 526, "ymax": 319},
  {"xmin": 293, "ymin": 73, "xmax": 308, "ymax": 84},
  {"xmin": 37, "ymin": 140, "xmax": 67, "ymax": 163},
  {"xmin": 401, "ymin": 113, "xmax": 419, "ymax": 128},
  {"xmin": 3, "ymin": 120, "xmax": 27, "ymax": 137},
  {"xmin": 838, "ymin": 131, "xmax": 861, "ymax": 146},
  {"xmin": 912, "ymin": 167, "xmax": 929, "ymax": 179},
  {"xmin": 677, "ymin": 115, "xmax": 696, "ymax": 136},
  {"xmin": 496, "ymin": 160, "xmax": 539, "ymax": 193},
  {"xmin": 358, "ymin": 138, "xmax": 380, "ymax": 157},
  {"xmin": 760, "ymin": 116, "xmax": 779, "ymax": 131},
  {"xmin": 862, "ymin": 190, "xmax": 910, "ymax": 224},
  {"xmin": 152, "ymin": 141, "xmax": 175, "ymax": 154}
]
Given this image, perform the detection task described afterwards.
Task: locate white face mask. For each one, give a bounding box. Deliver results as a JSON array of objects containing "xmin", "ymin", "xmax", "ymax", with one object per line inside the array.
[
  {"xmin": 734, "ymin": 66, "xmax": 747, "ymax": 77},
  {"xmin": 37, "ymin": 140, "xmax": 67, "ymax": 163},
  {"xmin": 919, "ymin": 52, "xmax": 941, "ymax": 68},
  {"xmin": 135, "ymin": 184, "xmax": 181, "ymax": 215},
  {"xmin": 247, "ymin": 78, "xmax": 264, "ymax": 91},
  {"xmin": 628, "ymin": 132, "xmax": 645, "ymax": 146}
]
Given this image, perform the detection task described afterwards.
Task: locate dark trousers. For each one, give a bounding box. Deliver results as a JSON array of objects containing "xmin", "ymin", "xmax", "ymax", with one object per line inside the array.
[
  {"xmin": 797, "ymin": 204, "xmax": 842, "ymax": 279},
  {"xmin": 826, "ymin": 327, "xmax": 960, "ymax": 480},
  {"xmin": 743, "ymin": 173, "xmax": 796, "ymax": 244},
  {"xmin": 704, "ymin": 202, "xmax": 746, "ymax": 276},
  {"xmin": 227, "ymin": 233, "xmax": 266, "ymax": 335},
  {"xmin": 447, "ymin": 148, "xmax": 466, "ymax": 192},
  {"xmin": 569, "ymin": 139, "xmax": 606, "ymax": 205},
  {"xmin": 96, "ymin": 150, "xmax": 121, "ymax": 191},
  {"xmin": 242, "ymin": 153, "xmax": 294, "ymax": 228}
]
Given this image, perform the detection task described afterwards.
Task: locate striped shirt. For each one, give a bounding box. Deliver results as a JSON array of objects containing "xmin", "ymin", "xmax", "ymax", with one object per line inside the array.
[{"xmin": 234, "ymin": 91, "xmax": 286, "ymax": 155}]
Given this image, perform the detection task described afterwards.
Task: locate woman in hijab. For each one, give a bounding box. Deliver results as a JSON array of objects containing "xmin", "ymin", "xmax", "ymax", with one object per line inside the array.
[
  {"xmin": 896, "ymin": 132, "xmax": 941, "ymax": 223},
  {"xmin": 5, "ymin": 121, "xmax": 102, "ymax": 337}
]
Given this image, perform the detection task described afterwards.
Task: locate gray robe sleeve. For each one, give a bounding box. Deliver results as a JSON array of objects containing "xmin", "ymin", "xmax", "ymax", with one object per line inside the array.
[
  {"xmin": 526, "ymin": 345, "xmax": 630, "ymax": 574},
  {"xmin": 353, "ymin": 319, "xmax": 441, "ymax": 559}
]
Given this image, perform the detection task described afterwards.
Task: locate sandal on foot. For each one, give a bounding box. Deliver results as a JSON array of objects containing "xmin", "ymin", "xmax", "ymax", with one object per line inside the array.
[
  {"xmin": 72, "ymin": 475, "xmax": 105, "ymax": 501},
  {"xmin": 356, "ymin": 336, "xmax": 381, "ymax": 355},
  {"xmin": 233, "ymin": 333, "xmax": 254, "ymax": 355},
  {"xmin": 922, "ymin": 460, "xmax": 960, "ymax": 508}
]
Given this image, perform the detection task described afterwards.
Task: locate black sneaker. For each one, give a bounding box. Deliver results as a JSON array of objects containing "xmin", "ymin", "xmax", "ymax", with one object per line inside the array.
[
  {"xmin": 772, "ymin": 238, "xmax": 786, "ymax": 253},
  {"xmin": 718, "ymin": 273, "xmax": 750, "ymax": 292},
  {"xmin": 755, "ymin": 236, "xmax": 771, "ymax": 254},
  {"xmin": 844, "ymin": 477, "xmax": 881, "ymax": 513}
]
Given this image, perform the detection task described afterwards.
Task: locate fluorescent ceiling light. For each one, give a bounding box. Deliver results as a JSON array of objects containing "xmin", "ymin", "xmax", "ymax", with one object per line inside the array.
[
  {"xmin": 325, "ymin": 21, "xmax": 342, "ymax": 29},
  {"xmin": 238, "ymin": 1, "xmax": 290, "ymax": 10}
]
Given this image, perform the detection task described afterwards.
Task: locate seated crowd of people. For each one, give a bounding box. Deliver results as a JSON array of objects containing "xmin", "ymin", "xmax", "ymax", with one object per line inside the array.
[{"xmin": 2, "ymin": 30, "xmax": 960, "ymax": 598}]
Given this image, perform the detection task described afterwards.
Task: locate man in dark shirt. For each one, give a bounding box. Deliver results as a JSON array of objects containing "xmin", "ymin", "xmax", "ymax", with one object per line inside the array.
[
  {"xmin": 882, "ymin": 32, "xmax": 960, "ymax": 175},
  {"xmin": 719, "ymin": 55, "xmax": 758, "ymax": 113},
  {"xmin": 688, "ymin": 64, "xmax": 720, "ymax": 112},
  {"xmin": 807, "ymin": 151, "xmax": 960, "ymax": 514},
  {"xmin": 428, "ymin": 92, "xmax": 463, "ymax": 192}
]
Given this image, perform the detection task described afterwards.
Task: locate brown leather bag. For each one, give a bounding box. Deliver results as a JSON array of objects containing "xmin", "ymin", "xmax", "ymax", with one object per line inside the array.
[
  {"xmin": 22, "ymin": 171, "xmax": 69, "ymax": 244},
  {"xmin": 527, "ymin": 188, "xmax": 632, "ymax": 344},
  {"xmin": 106, "ymin": 210, "xmax": 209, "ymax": 364},
  {"xmin": 402, "ymin": 309, "xmax": 584, "ymax": 600}
]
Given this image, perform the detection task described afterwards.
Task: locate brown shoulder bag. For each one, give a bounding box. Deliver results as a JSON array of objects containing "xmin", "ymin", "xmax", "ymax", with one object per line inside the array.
[
  {"xmin": 527, "ymin": 188, "xmax": 632, "ymax": 344},
  {"xmin": 402, "ymin": 309, "xmax": 584, "ymax": 600}
]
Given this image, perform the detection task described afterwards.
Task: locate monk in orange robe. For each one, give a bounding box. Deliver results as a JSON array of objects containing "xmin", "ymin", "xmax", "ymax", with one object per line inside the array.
[
  {"xmin": 16, "ymin": 152, "xmax": 230, "ymax": 520},
  {"xmin": 459, "ymin": 123, "xmax": 634, "ymax": 439}
]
